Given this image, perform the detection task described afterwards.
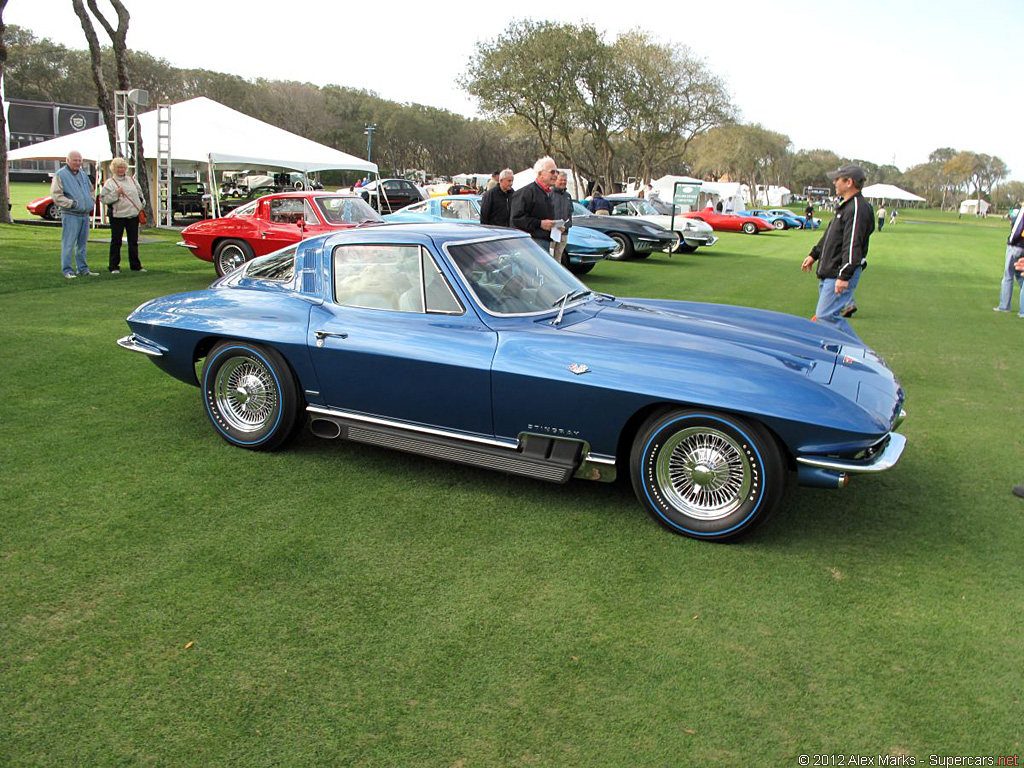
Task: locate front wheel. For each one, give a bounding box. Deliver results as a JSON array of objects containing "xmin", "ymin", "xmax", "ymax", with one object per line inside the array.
[
  {"xmin": 674, "ymin": 242, "xmax": 698, "ymax": 254},
  {"xmin": 630, "ymin": 409, "xmax": 785, "ymax": 540},
  {"xmin": 46, "ymin": 203, "xmax": 62, "ymax": 221},
  {"xmin": 201, "ymin": 341, "xmax": 301, "ymax": 451},
  {"xmin": 570, "ymin": 261, "xmax": 596, "ymax": 275},
  {"xmin": 741, "ymin": 222, "xmax": 758, "ymax": 235},
  {"xmin": 773, "ymin": 219, "xmax": 786, "ymax": 230},
  {"xmin": 608, "ymin": 233, "xmax": 634, "ymax": 260},
  {"xmin": 214, "ymin": 239, "xmax": 255, "ymax": 277}
]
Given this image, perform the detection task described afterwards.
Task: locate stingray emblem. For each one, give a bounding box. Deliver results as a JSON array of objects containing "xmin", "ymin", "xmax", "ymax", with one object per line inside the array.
[{"xmin": 568, "ymin": 363, "xmax": 590, "ymax": 375}]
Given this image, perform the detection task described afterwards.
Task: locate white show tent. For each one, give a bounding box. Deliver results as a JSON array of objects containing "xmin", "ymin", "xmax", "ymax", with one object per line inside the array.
[
  {"xmin": 959, "ymin": 199, "xmax": 990, "ymax": 215},
  {"xmin": 649, "ymin": 176, "xmax": 750, "ymax": 212},
  {"xmin": 8, "ymin": 96, "xmax": 377, "ymax": 221},
  {"xmin": 754, "ymin": 185, "xmax": 791, "ymax": 206},
  {"xmin": 453, "ymin": 172, "xmax": 491, "ymax": 188},
  {"xmin": 861, "ymin": 183, "xmax": 926, "ymax": 203}
]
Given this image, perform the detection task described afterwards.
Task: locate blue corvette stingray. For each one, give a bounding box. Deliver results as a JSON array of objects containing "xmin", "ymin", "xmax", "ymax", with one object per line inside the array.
[
  {"xmin": 119, "ymin": 223, "xmax": 907, "ymax": 541},
  {"xmin": 384, "ymin": 194, "xmax": 614, "ymax": 275}
]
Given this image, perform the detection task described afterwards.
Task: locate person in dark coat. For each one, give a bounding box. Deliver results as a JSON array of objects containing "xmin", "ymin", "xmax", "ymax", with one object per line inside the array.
[
  {"xmin": 549, "ymin": 171, "xmax": 574, "ymax": 266},
  {"xmin": 510, "ymin": 156, "xmax": 557, "ymax": 250},
  {"xmin": 479, "ymin": 168, "xmax": 515, "ymax": 227}
]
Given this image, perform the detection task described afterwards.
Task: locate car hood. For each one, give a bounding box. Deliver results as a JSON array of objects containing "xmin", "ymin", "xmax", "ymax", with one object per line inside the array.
[
  {"xmin": 563, "ymin": 298, "xmax": 848, "ymax": 383},
  {"xmin": 574, "ymin": 215, "xmax": 670, "ymax": 236},
  {"xmin": 637, "ymin": 213, "xmax": 713, "ymax": 234}
]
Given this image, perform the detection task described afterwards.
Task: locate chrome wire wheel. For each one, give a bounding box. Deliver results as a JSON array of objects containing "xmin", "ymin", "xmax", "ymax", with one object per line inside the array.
[
  {"xmin": 773, "ymin": 219, "xmax": 786, "ymax": 230},
  {"xmin": 213, "ymin": 355, "xmax": 279, "ymax": 433},
  {"xmin": 216, "ymin": 243, "xmax": 248, "ymax": 275},
  {"xmin": 655, "ymin": 426, "xmax": 752, "ymax": 521}
]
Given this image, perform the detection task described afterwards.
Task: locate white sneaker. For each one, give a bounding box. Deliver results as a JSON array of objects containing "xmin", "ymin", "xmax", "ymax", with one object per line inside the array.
[
  {"xmin": 80, "ymin": 270, "xmax": 99, "ymax": 277},
  {"xmin": 137, "ymin": 268, "xmax": 147, "ymax": 273},
  {"xmin": 64, "ymin": 272, "xmax": 77, "ymax": 279},
  {"xmin": 110, "ymin": 269, "xmax": 121, "ymax": 274}
]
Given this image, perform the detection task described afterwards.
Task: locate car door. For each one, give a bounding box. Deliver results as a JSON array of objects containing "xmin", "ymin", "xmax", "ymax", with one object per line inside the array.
[
  {"xmin": 250, "ymin": 197, "xmax": 314, "ymax": 254},
  {"xmin": 307, "ymin": 242, "xmax": 497, "ymax": 435}
]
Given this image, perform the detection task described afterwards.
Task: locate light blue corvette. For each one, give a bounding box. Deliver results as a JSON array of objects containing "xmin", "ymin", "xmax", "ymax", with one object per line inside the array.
[
  {"xmin": 384, "ymin": 195, "xmax": 614, "ymax": 275},
  {"xmin": 118, "ymin": 223, "xmax": 907, "ymax": 541},
  {"xmin": 738, "ymin": 209, "xmax": 809, "ymax": 230}
]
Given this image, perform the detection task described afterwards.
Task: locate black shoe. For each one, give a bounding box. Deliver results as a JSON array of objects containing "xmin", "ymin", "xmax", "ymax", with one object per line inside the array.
[
  {"xmin": 840, "ymin": 304, "xmax": 858, "ymax": 318},
  {"xmin": 1014, "ymin": 485, "xmax": 1024, "ymax": 499}
]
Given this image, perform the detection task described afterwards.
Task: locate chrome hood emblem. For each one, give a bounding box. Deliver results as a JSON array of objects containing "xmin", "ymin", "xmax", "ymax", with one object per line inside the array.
[{"xmin": 568, "ymin": 363, "xmax": 590, "ymax": 375}]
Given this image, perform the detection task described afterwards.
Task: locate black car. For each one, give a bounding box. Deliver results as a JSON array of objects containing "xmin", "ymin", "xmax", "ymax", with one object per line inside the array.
[
  {"xmin": 215, "ymin": 184, "xmax": 286, "ymax": 216},
  {"xmin": 571, "ymin": 202, "xmax": 678, "ymax": 260},
  {"xmin": 171, "ymin": 181, "xmax": 208, "ymax": 218},
  {"xmin": 359, "ymin": 178, "xmax": 426, "ymax": 213}
]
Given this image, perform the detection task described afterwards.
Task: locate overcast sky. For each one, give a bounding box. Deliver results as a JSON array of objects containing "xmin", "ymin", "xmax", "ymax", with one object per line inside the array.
[{"xmin": 9, "ymin": 0, "xmax": 1023, "ymax": 182}]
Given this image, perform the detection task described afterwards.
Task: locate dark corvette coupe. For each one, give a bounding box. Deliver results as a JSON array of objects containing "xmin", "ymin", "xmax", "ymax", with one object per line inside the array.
[
  {"xmin": 570, "ymin": 203, "xmax": 678, "ymax": 260},
  {"xmin": 119, "ymin": 223, "xmax": 906, "ymax": 541}
]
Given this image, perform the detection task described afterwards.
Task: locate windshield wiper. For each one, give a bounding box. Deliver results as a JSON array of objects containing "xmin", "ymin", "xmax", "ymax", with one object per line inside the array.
[{"xmin": 552, "ymin": 289, "xmax": 593, "ymax": 325}]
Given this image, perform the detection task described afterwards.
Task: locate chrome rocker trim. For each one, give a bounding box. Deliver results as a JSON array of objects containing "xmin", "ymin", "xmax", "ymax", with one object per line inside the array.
[
  {"xmin": 116, "ymin": 334, "xmax": 165, "ymax": 357},
  {"xmin": 796, "ymin": 432, "xmax": 907, "ymax": 474},
  {"xmin": 306, "ymin": 405, "xmax": 616, "ymax": 484}
]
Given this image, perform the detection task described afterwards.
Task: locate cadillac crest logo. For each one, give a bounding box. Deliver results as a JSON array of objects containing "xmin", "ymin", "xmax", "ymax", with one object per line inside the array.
[
  {"xmin": 70, "ymin": 113, "xmax": 88, "ymax": 131},
  {"xmin": 568, "ymin": 363, "xmax": 590, "ymax": 375}
]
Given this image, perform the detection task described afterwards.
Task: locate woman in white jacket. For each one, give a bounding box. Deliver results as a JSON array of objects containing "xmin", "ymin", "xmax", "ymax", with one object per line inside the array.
[{"xmin": 99, "ymin": 157, "xmax": 146, "ymax": 273}]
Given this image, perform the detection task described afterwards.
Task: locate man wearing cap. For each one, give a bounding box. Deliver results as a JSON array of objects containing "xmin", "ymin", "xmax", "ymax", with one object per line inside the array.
[{"xmin": 801, "ymin": 164, "xmax": 874, "ymax": 336}]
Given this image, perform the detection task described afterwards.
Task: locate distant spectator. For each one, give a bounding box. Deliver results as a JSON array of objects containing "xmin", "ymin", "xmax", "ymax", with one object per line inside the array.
[
  {"xmin": 993, "ymin": 205, "xmax": 1024, "ymax": 316},
  {"xmin": 99, "ymin": 156, "xmax": 146, "ymax": 273},
  {"xmin": 587, "ymin": 188, "xmax": 612, "ymax": 215},
  {"xmin": 479, "ymin": 168, "xmax": 515, "ymax": 227},
  {"xmin": 510, "ymin": 156, "xmax": 557, "ymax": 252},
  {"xmin": 804, "ymin": 200, "xmax": 814, "ymax": 230},
  {"xmin": 354, "ymin": 178, "xmax": 364, "ymax": 189},
  {"xmin": 890, "ymin": 208, "xmax": 898, "ymax": 225},
  {"xmin": 877, "ymin": 205, "xmax": 887, "ymax": 232},
  {"xmin": 51, "ymin": 150, "xmax": 98, "ymax": 279},
  {"xmin": 485, "ymin": 171, "xmax": 500, "ymax": 191},
  {"xmin": 549, "ymin": 171, "xmax": 574, "ymax": 267},
  {"xmin": 716, "ymin": 200, "xmax": 724, "ymax": 213}
]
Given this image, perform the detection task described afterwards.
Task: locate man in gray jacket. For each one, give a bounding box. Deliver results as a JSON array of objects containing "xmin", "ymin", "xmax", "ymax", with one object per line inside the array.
[
  {"xmin": 550, "ymin": 171, "xmax": 573, "ymax": 266},
  {"xmin": 51, "ymin": 150, "xmax": 98, "ymax": 278}
]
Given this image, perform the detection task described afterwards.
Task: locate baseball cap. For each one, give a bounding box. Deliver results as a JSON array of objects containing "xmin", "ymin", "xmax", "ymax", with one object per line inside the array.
[{"xmin": 826, "ymin": 164, "xmax": 866, "ymax": 184}]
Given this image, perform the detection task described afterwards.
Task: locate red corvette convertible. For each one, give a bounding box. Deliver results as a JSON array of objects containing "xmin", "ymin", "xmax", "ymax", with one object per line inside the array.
[
  {"xmin": 681, "ymin": 207, "xmax": 774, "ymax": 234},
  {"xmin": 179, "ymin": 191, "xmax": 383, "ymax": 276}
]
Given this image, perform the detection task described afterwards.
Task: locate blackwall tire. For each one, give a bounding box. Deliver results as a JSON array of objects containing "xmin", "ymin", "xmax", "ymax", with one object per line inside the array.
[
  {"xmin": 200, "ymin": 341, "xmax": 301, "ymax": 451},
  {"xmin": 214, "ymin": 239, "xmax": 255, "ymax": 277},
  {"xmin": 608, "ymin": 233, "xmax": 634, "ymax": 260},
  {"xmin": 630, "ymin": 409, "xmax": 785, "ymax": 540}
]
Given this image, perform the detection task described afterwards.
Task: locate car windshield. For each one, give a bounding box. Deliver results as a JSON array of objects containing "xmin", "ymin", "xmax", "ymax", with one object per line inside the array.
[
  {"xmin": 632, "ymin": 200, "xmax": 660, "ymax": 215},
  {"xmin": 572, "ymin": 202, "xmax": 594, "ymax": 216},
  {"xmin": 316, "ymin": 196, "xmax": 383, "ymax": 225},
  {"xmin": 447, "ymin": 236, "xmax": 586, "ymax": 315}
]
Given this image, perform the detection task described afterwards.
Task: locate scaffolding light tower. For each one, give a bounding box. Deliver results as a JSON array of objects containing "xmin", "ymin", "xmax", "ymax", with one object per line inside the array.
[{"xmin": 156, "ymin": 105, "xmax": 172, "ymax": 227}]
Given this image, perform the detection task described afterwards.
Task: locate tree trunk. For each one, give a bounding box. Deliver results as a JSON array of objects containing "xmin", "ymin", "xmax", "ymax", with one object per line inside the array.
[
  {"xmin": 0, "ymin": 0, "xmax": 13, "ymax": 224},
  {"xmin": 71, "ymin": 0, "xmax": 118, "ymax": 157}
]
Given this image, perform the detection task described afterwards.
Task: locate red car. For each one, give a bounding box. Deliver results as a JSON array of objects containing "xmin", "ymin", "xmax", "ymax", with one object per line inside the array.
[
  {"xmin": 179, "ymin": 191, "xmax": 383, "ymax": 276},
  {"xmin": 682, "ymin": 207, "xmax": 775, "ymax": 234},
  {"xmin": 27, "ymin": 194, "xmax": 96, "ymax": 221}
]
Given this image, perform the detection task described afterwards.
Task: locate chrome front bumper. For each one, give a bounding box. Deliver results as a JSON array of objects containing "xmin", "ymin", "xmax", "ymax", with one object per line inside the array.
[{"xmin": 796, "ymin": 432, "xmax": 906, "ymax": 474}]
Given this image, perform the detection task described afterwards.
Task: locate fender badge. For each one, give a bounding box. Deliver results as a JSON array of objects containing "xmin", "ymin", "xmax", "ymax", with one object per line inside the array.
[{"xmin": 568, "ymin": 363, "xmax": 590, "ymax": 375}]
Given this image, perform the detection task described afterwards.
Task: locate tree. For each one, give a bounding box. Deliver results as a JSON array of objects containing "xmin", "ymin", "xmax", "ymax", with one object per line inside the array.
[
  {"xmin": 615, "ymin": 30, "xmax": 733, "ymax": 184},
  {"xmin": 70, "ymin": 0, "xmax": 117, "ymax": 156},
  {"xmin": 84, "ymin": 0, "xmax": 152, "ymax": 223},
  {"xmin": 0, "ymin": 0, "xmax": 11, "ymax": 224},
  {"xmin": 789, "ymin": 149, "xmax": 842, "ymax": 194},
  {"xmin": 944, "ymin": 151, "xmax": 985, "ymax": 207},
  {"xmin": 692, "ymin": 123, "xmax": 791, "ymax": 200}
]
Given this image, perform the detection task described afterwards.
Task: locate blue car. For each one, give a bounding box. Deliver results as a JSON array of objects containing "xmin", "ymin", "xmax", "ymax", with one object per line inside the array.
[
  {"xmin": 768, "ymin": 208, "xmax": 821, "ymax": 230},
  {"xmin": 739, "ymin": 209, "xmax": 808, "ymax": 230},
  {"xmin": 384, "ymin": 195, "xmax": 614, "ymax": 275},
  {"xmin": 118, "ymin": 223, "xmax": 907, "ymax": 541}
]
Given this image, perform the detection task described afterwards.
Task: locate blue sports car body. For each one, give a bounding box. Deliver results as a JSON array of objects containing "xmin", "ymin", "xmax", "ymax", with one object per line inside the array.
[
  {"xmin": 739, "ymin": 209, "xmax": 808, "ymax": 230},
  {"xmin": 384, "ymin": 195, "xmax": 614, "ymax": 274},
  {"xmin": 119, "ymin": 223, "xmax": 907, "ymax": 541}
]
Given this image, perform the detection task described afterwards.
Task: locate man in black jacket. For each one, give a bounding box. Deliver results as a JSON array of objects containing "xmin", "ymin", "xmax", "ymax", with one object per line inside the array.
[
  {"xmin": 479, "ymin": 168, "xmax": 515, "ymax": 227},
  {"xmin": 511, "ymin": 156, "xmax": 557, "ymax": 252},
  {"xmin": 800, "ymin": 164, "xmax": 874, "ymax": 337}
]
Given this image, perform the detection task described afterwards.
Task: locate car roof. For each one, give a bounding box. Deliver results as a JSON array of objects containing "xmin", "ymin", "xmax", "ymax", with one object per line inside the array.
[{"xmin": 311, "ymin": 221, "xmax": 529, "ymax": 249}]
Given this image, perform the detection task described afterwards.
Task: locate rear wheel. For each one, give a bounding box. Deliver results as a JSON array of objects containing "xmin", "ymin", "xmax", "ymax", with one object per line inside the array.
[
  {"xmin": 630, "ymin": 409, "xmax": 785, "ymax": 540},
  {"xmin": 773, "ymin": 219, "xmax": 786, "ymax": 230},
  {"xmin": 46, "ymin": 203, "xmax": 62, "ymax": 221},
  {"xmin": 608, "ymin": 233, "xmax": 634, "ymax": 260},
  {"xmin": 214, "ymin": 239, "xmax": 255, "ymax": 277},
  {"xmin": 741, "ymin": 222, "xmax": 758, "ymax": 235},
  {"xmin": 201, "ymin": 341, "xmax": 301, "ymax": 451}
]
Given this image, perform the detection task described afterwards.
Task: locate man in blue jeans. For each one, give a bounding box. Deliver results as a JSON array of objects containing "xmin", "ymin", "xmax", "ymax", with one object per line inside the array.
[
  {"xmin": 50, "ymin": 150, "xmax": 98, "ymax": 279},
  {"xmin": 801, "ymin": 164, "xmax": 874, "ymax": 338},
  {"xmin": 994, "ymin": 205, "xmax": 1024, "ymax": 316}
]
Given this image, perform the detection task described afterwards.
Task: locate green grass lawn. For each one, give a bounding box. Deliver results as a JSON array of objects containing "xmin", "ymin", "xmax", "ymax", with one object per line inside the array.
[{"xmin": 1, "ymin": 213, "xmax": 1022, "ymax": 766}]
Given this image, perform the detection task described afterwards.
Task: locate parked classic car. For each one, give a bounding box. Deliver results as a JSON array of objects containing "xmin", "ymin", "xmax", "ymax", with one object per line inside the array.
[
  {"xmin": 570, "ymin": 203, "xmax": 678, "ymax": 260},
  {"xmin": 383, "ymin": 195, "xmax": 615, "ymax": 275},
  {"xmin": 603, "ymin": 194, "xmax": 719, "ymax": 252},
  {"xmin": 358, "ymin": 178, "xmax": 426, "ymax": 213},
  {"xmin": 738, "ymin": 209, "xmax": 807, "ymax": 230},
  {"xmin": 27, "ymin": 194, "xmax": 62, "ymax": 221},
  {"xmin": 178, "ymin": 191, "xmax": 383, "ymax": 276},
  {"xmin": 681, "ymin": 207, "xmax": 776, "ymax": 234},
  {"xmin": 120, "ymin": 222, "xmax": 907, "ymax": 541},
  {"xmin": 769, "ymin": 208, "xmax": 820, "ymax": 229}
]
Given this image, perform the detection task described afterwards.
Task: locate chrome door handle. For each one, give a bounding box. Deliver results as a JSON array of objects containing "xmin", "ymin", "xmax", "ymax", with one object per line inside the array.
[{"xmin": 314, "ymin": 330, "xmax": 348, "ymax": 347}]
